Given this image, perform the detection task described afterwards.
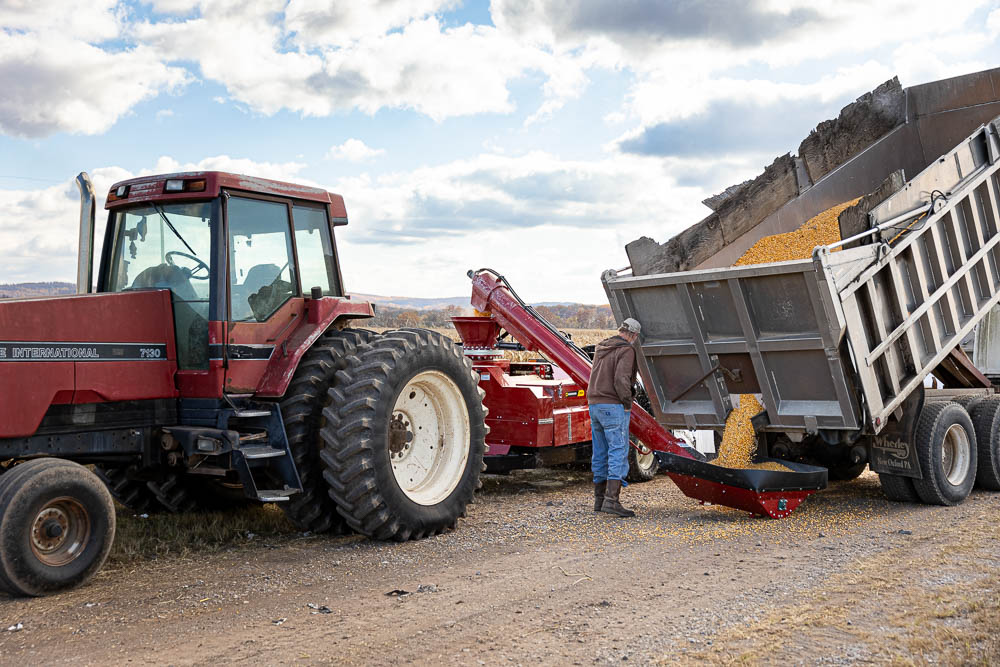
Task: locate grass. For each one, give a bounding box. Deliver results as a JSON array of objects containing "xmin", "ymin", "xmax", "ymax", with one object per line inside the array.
[{"xmin": 109, "ymin": 504, "xmax": 300, "ymax": 566}]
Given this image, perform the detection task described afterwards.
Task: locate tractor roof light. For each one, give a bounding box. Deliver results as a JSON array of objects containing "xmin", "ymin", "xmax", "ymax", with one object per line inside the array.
[
  {"xmin": 164, "ymin": 178, "xmax": 207, "ymax": 193},
  {"xmin": 106, "ymin": 184, "xmax": 129, "ymax": 202}
]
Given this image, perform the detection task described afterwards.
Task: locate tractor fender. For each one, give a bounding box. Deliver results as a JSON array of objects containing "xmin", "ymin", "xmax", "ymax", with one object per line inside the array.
[{"xmin": 253, "ymin": 297, "xmax": 374, "ymax": 397}]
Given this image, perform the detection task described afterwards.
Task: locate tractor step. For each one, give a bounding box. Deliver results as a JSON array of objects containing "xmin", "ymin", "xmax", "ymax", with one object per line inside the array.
[
  {"xmin": 255, "ymin": 489, "xmax": 296, "ymax": 502},
  {"xmin": 239, "ymin": 431, "xmax": 268, "ymax": 443},
  {"xmin": 234, "ymin": 409, "xmax": 272, "ymax": 418},
  {"xmin": 237, "ymin": 445, "xmax": 286, "ymax": 459}
]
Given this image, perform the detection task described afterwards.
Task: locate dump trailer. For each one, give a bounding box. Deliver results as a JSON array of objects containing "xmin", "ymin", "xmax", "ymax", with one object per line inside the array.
[
  {"xmin": 0, "ymin": 172, "xmax": 488, "ymax": 596},
  {"xmin": 603, "ymin": 116, "xmax": 1000, "ymax": 508}
]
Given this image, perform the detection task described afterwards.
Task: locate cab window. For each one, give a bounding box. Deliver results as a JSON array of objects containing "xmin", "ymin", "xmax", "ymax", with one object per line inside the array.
[
  {"xmin": 228, "ymin": 197, "xmax": 298, "ymax": 322},
  {"xmin": 292, "ymin": 204, "xmax": 339, "ymax": 295},
  {"xmin": 107, "ymin": 202, "xmax": 212, "ymax": 370}
]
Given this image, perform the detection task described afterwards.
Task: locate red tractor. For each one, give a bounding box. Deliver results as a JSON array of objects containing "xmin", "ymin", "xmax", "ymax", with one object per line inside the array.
[{"xmin": 0, "ymin": 172, "xmax": 488, "ymax": 596}]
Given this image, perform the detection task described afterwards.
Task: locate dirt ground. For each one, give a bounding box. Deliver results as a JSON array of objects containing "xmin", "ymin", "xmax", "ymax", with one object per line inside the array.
[{"xmin": 1, "ymin": 469, "xmax": 998, "ymax": 665}]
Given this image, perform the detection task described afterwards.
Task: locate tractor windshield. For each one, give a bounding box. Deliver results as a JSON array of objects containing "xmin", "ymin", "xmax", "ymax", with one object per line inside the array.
[{"xmin": 107, "ymin": 201, "xmax": 213, "ymax": 369}]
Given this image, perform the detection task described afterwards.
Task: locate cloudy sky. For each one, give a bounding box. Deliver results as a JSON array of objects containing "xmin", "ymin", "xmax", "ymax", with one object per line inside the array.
[{"xmin": 1, "ymin": 1, "xmax": 998, "ymax": 304}]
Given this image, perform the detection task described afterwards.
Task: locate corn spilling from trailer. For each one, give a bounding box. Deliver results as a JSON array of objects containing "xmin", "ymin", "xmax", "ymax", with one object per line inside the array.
[{"xmin": 713, "ymin": 200, "xmax": 857, "ymax": 470}]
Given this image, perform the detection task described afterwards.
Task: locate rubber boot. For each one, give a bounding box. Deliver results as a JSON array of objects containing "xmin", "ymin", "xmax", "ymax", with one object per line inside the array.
[
  {"xmin": 600, "ymin": 480, "xmax": 635, "ymax": 518},
  {"xmin": 594, "ymin": 481, "xmax": 607, "ymax": 512}
]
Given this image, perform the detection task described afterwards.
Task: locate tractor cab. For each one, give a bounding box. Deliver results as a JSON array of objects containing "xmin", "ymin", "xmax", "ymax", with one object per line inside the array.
[{"xmin": 95, "ymin": 172, "xmax": 363, "ymax": 396}]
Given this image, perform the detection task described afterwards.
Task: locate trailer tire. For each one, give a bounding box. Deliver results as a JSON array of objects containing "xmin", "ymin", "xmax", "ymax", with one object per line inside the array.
[
  {"xmin": 279, "ymin": 328, "xmax": 376, "ymax": 534},
  {"xmin": 828, "ymin": 462, "xmax": 866, "ymax": 481},
  {"xmin": 912, "ymin": 401, "xmax": 977, "ymax": 506},
  {"xmin": 0, "ymin": 459, "xmax": 114, "ymax": 596},
  {"xmin": 626, "ymin": 441, "xmax": 658, "ymax": 482},
  {"xmin": 878, "ymin": 473, "xmax": 920, "ymax": 502},
  {"xmin": 321, "ymin": 329, "xmax": 487, "ymax": 541},
  {"xmin": 969, "ymin": 396, "xmax": 1000, "ymax": 491}
]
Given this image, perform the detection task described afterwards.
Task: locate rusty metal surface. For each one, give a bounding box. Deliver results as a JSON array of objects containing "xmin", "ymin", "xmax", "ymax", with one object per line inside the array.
[{"xmin": 105, "ymin": 172, "xmax": 348, "ymax": 220}]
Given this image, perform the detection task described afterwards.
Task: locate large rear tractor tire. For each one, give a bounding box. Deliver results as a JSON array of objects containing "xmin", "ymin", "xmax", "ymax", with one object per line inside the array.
[
  {"xmin": 0, "ymin": 459, "xmax": 115, "ymax": 596},
  {"xmin": 321, "ymin": 329, "xmax": 487, "ymax": 541},
  {"xmin": 912, "ymin": 401, "xmax": 977, "ymax": 506},
  {"xmin": 278, "ymin": 327, "xmax": 375, "ymax": 534},
  {"xmin": 969, "ymin": 396, "xmax": 1000, "ymax": 491}
]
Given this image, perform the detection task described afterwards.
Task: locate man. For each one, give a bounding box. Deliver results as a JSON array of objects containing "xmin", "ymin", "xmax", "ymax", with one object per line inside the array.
[{"xmin": 588, "ymin": 317, "xmax": 641, "ymax": 518}]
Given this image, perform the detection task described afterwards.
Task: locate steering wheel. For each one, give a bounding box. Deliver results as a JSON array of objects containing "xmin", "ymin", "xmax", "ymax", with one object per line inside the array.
[{"xmin": 165, "ymin": 251, "xmax": 209, "ymax": 280}]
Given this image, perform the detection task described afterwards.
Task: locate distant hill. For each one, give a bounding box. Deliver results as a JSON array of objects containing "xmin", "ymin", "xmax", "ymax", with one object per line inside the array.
[
  {"xmin": 0, "ymin": 282, "xmax": 75, "ymax": 299},
  {"xmin": 348, "ymin": 293, "xmax": 472, "ymax": 311},
  {"xmin": 348, "ymin": 294, "xmax": 596, "ymax": 310},
  {"xmin": 0, "ymin": 284, "xmax": 606, "ymax": 317}
]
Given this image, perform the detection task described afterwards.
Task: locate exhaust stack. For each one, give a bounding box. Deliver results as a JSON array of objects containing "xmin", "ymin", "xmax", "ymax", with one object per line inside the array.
[{"xmin": 75, "ymin": 172, "xmax": 95, "ymax": 294}]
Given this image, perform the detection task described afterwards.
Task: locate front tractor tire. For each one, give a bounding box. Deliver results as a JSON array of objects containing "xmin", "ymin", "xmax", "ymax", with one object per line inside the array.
[
  {"xmin": 0, "ymin": 459, "xmax": 115, "ymax": 596},
  {"xmin": 320, "ymin": 329, "xmax": 487, "ymax": 541}
]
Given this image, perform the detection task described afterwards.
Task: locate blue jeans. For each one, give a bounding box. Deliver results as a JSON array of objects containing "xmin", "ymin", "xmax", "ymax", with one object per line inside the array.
[{"xmin": 590, "ymin": 403, "xmax": 630, "ymax": 484}]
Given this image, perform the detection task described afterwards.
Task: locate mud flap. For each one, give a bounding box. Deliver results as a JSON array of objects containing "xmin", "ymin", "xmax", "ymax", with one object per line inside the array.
[{"xmin": 868, "ymin": 386, "xmax": 924, "ymax": 479}]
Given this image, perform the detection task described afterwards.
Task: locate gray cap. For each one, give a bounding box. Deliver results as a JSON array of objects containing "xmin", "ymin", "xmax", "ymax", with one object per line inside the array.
[{"xmin": 619, "ymin": 317, "xmax": 641, "ymax": 334}]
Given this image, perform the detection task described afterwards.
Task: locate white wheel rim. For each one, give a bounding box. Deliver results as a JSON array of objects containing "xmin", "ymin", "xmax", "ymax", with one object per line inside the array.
[
  {"xmin": 635, "ymin": 443, "xmax": 656, "ymax": 472},
  {"xmin": 942, "ymin": 423, "xmax": 971, "ymax": 486},
  {"xmin": 388, "ymin": 370, "xmax": 471, "ymax": 506}
]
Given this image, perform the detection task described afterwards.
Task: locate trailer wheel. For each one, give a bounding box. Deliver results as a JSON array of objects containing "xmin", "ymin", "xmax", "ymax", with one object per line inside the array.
[
  {"xmin": 912, "ymin": 401, "xmax": 977, "ymax": 506},
  {"xmin": 626, "ymin": 441, "xmax": 658, "ymax": 482},
  {"xmin": 279, "ymin": 328, "xmax": 375, "ymax": 534},
  {"xmin": 321, "ymin": 329, "xmax": 487, "ymax": 541},
  {"xmin": 878, "ymin": 473, "xmax": 920, "ymax": 502},
  {"xmin": 828, "ymin": 462, "xmax": 866, "ymax": 481},
  {"xmin": 969, "ymin": 397, "xmax": 1000, "ymax": 491},
  {"xmin": 0, "ymin": 459, "xmax": 114, "ymax": 596}
]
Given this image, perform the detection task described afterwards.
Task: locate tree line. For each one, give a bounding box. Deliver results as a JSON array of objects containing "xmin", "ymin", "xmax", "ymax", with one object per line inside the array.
[{"xmin": 371, "ymin": 303, "xmax": 616, "ymax": 330}]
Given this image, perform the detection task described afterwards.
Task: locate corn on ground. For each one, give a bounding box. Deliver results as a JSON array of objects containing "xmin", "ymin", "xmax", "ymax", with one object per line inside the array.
[{"xmin": 712, "ymin": 199, "xmax": 859, "ymax": 471}]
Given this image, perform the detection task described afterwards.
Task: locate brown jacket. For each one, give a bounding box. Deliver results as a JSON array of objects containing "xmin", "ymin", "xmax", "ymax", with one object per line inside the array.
[{"xmin": 587, "ymin": 335, "xmax": 637, "ymax": 408}]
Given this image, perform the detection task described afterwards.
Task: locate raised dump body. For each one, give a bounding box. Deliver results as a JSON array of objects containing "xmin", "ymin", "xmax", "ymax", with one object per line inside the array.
[
  {"xmin": 604, "ymin": 116, "xmax": 1000, "ymax": 447},
  {"xmin": 627, "ymin": 67, "xmax": 1000, "ymax": 276}
]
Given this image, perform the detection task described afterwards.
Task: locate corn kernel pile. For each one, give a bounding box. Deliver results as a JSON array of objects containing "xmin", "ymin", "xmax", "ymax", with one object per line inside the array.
[
  {"xmin": 733, "ymin": 198, "xmax": 860, "ymax": 266},
  {"xmin": 712, "ymin": 395, "xmax": 791, "ymax": 471},
  {"xmin": 712, "ymin": 199, "xmax": 859, "ymax": 470}
]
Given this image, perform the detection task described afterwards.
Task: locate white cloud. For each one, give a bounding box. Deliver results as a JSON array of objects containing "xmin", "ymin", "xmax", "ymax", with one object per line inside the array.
[
  {"xmin": 0, "ymin": 0, "xmax": 122, "ymax": 41},
  {"xmin": 285, "ymin": 0, "xmax": 459, "ymax": 44},
  {"xmin": 990, "ymin": 8, "xmax": 1000, "ymax": 39},
  {"xmin": 0, "ymin": 11, "xmax": 189, "ymax": 138},
  {"xmin": 135, "ymin": 7, "xmax": 577, "ymax": 122},
  {"xmin": 327, "ymin": 149, "xmax": 759, "ymax": 301},
  {"xmin": 327, "ymin": 139, "xmax": 386, "ymax": 162}
]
